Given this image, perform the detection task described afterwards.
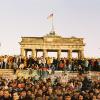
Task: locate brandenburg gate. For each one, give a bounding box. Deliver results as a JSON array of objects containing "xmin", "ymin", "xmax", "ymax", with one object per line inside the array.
[{"xmin": 19, "ymin": 32, "xmax": 85, "ymax": 59}]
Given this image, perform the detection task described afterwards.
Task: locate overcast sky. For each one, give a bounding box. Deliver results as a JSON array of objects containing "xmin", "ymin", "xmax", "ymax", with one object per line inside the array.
[{"xmin": 0, "ymin": 0, "xmax": 100, "ymax": 57}]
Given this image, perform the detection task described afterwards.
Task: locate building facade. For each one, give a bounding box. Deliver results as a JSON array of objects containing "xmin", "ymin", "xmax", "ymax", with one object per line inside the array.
[{"xmin": 19, "ymin": 32, "xmax": 85, "ymax": 59}]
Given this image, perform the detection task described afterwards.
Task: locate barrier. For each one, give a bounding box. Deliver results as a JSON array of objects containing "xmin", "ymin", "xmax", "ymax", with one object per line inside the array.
[
  {"xmin": 15, "ymin": 69, "xmax": 100, "ymax": 81},
  {"xmin": 0, "ymin": 69, "xmax": 14, "ymax": 79}
]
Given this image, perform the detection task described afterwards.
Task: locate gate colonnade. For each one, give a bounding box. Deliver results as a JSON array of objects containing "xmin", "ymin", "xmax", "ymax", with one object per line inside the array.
[{"xmin": 20, "ymin": 32, "xmax": 85, "ymax": 59}]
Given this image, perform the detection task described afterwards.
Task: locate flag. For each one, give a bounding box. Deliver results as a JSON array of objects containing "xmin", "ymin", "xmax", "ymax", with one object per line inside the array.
[{"xmin": 47, "ymin": 13, "xmax": 53, "ymax": 19}]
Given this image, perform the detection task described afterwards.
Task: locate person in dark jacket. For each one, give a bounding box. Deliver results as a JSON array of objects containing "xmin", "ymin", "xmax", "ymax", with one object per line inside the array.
[{"xmin": 2, "ymin": 90, "xmax": 13, "ymax": 100}]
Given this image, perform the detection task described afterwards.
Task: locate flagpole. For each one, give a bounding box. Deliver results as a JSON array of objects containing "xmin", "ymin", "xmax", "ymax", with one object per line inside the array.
[{"xmin": 51, "ymin": 15, "xmax": 54, "ymax": 33}]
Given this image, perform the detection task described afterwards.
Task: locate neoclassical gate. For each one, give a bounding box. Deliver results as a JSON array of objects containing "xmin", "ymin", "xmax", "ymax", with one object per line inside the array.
[{"xmin": 19, "ymin": 32, "xmax": 85, "ymax": 59}]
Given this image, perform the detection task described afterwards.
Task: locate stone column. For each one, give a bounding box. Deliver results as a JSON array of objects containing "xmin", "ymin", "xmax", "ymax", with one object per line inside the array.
[
  {"xmin": 68, "ymin": 49, "xmax": 72, "ymax": 59},
  {"xmin": 57, "ymin": 49, "xmax": 61, "ymax": 59},
  {"xmin": 20, "ymin": 48, "xmax": 25, "ymax": 57},
  {"xmin": 43, "ymin": 49, "xmax": 47, "ymax": 58},
  {"xmin": 80, "ymin": 50, "xmax": 84, "ymax": 59},
  {"xmin": 78, "ymin": 51, "xmax": 80, "ymax": 59},
  {"xmin": 32, "ymin": 49, "xmax": 36, "ymax": 58}
]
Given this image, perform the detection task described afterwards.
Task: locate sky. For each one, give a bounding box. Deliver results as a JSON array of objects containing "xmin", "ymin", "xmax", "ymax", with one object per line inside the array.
[{"xmin": 0, "ymin": 0, "xmax": 100, "ymax": 58}]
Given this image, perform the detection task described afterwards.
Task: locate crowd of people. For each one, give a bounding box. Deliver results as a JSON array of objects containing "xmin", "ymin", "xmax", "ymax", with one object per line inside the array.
[
  {"xmin": 0, "ymin": 55, "xmax": 100, "ymax": 72},
  {"xmin": 0, "ymin": 74, "xmax": 100, "ymax": 100},
  {"xmin": 0, "ymin": 55, "xmax": 100, "ymax": 99}
]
